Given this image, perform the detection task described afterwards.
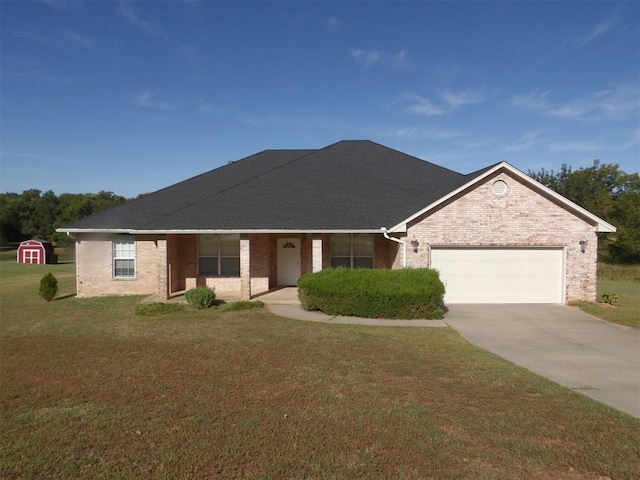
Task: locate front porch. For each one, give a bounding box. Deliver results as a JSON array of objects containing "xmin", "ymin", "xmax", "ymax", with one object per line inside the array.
[{"xmin": 164, "ymin": 232, "xmax": 397, "ymax": 300}]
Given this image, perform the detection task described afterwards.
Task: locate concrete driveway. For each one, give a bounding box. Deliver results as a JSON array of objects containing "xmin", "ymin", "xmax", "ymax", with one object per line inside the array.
[{"xmin": 445, "ymin": 305, "xmax": 640, "ymax": 418}]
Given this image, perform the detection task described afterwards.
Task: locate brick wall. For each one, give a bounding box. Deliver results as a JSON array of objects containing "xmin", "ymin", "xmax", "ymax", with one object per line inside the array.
[
  {"xmin": 168, "ymin": 234, "xmax": 196, "ymax": 293},
  {"xmin": 402, "ymin": 171, "xmax": 598, "ymax": 302},
  {"xmin": 75, "ymin": 233, "xmax": 164, "ymax": 298}
]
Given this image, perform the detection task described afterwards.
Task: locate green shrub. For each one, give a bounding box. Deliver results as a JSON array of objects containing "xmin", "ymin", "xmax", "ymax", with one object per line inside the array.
[
  {"xmin": 601, "ymin": 292, "xmax": 620, "ymax": 306},
  {"xmin": 39, "ymin": 272, "xmax": 58, "ymax": 301},
  {"xmin": 135, "ymin": 302, "xmax": 186, "ymax": 316},
  {"xmin": 185, "ymin": 286, "xmax": 216, "ymax": 309},
  {"xmin": 298, "ymin": 268, "xmax": 445, "ymax": 319}
]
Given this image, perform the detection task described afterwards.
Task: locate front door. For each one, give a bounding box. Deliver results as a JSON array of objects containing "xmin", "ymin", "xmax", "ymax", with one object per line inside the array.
[{"xmin": 277, "ymin": 238, "xmax": 301, "ymax": 286}]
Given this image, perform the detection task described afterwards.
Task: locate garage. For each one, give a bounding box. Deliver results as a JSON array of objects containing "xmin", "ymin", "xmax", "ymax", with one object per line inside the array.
[{"xmin": 430, "ymin": 247, "xmax": 564, "ymax": 304}]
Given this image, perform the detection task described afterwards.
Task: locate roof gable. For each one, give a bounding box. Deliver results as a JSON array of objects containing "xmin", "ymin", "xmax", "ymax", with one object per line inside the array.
[{"xmin": 389, "ymin": 162, "xmax": 616, "ymax": 233}]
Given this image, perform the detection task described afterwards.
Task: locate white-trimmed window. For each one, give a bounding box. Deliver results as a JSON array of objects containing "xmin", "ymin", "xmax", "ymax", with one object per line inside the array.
[
  {"xmin": 198, "ymin": 234, "xmax": 240, "ymax": 276},
  {"xmin": 113, "ymin": 236, "xmax": 135, "ymax": 278},
  {"xmin": 330, "ymin": 233, "xmax": 374, "ymax": 268}
]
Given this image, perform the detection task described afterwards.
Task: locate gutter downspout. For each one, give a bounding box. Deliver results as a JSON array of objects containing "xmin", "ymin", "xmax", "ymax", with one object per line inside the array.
[{"xmin": 381, "ymin": 227, "xmax": 407, "ymax": 268}]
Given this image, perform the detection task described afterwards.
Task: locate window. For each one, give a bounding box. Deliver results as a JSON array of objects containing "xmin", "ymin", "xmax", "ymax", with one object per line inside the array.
[
  {"xmin": 198, "ymin": 234, "xmax": 240, "ymax": 276},
  {"xmin": 113, "ymin": 236, "xmax": 135, "ymax": 278},
  {"xmin": 330, "ymin": 233, "xmax": 374, "ymax": 268}
]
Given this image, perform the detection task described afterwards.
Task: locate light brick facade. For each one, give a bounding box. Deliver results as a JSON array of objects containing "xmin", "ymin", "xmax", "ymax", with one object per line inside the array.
[
  {"xmin": 73, "ymin": 171, "xmax": 601, "ymax": 303},
  {"xmin": 398, "ymin": 171, "xmax": 598, "ymax": 302},
  {"xmin": 75, "ymin": 234, "xmax": 168, "ymax": 298}
]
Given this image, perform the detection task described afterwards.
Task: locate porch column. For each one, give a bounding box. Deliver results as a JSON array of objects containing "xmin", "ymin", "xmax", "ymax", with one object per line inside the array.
[
  {"xmin": 312, "ymin": 234, "xmax": 323, "ymax": 273},
  {"xmin": 240, "ymin": 234, "xmax": 251, "ymax": 300},
  {"xmin": 156, "ymin": 237, "xmax": 169, "ymax": 300}
]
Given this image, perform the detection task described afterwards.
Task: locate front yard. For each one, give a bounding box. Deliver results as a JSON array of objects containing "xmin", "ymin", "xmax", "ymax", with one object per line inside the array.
[
  {"xmin": 571, "ymin": 263, "xmax": 640, "ymax": 328},
  {"xmin": 1, "ymin": 260, "xmax": 638, "ymax": 479}
]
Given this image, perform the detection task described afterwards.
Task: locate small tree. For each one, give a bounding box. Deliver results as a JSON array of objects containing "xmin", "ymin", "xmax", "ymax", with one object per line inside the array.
[{"xmin": 39, "ymin": 272, "xmax": 58, "ymax": 301}]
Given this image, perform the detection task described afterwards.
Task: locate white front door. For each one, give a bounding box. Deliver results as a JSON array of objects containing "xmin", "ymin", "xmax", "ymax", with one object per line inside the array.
[{"xmin": 277, "ymin": 238, "xmax": 301, "ymax": 286}]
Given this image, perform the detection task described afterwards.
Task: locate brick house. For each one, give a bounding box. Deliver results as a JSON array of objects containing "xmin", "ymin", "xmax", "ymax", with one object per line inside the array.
[{"xmin": 58, "ymin": 140, "xmax": 615, "ymax": 304}]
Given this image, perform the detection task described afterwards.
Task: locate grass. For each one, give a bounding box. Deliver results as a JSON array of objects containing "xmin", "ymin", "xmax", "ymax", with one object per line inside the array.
[
  {"xmin": 571, "ymin": 264, "xmax": 640, "ymax": 328},
  {"xmin": 573, "ymin": 278, "xmax": 640, "ymax": 328},
  {"xmin": 1, "ymin": 261, "xmax": 639, "ymax": 479},
  {"xmin": 597, "ymin": 263, "xmax": 640, "ymax": 282}
]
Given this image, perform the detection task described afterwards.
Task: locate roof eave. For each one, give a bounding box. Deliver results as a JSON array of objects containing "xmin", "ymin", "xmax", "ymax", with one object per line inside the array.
[{"xmin": 56, "ymin": 228, "xmax": 386, "ymax": 235}]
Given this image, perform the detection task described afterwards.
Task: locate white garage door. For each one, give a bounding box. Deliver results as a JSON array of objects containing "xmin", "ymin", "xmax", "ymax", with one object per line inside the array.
[{"xmin": 431, "ymin": 248, "xmax": 564, "ymax": 304}]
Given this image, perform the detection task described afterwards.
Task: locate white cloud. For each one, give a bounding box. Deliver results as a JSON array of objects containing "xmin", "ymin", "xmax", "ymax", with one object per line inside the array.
[
  {"xmin": 59, "ymin": 31, "xmax": 93, "ymax": 48},
  {"xmin": 510, "ymin": 91, "xmax": 550, "ymax": 111},
  {"xmin": 440, "ymin": 89, "xmax": 485, "ymax": 108},
  {"xmin": 118, "ymin": 1, "xmax": 168, "ymax": 41},
  {"xmin": 41, "ymin": 0, "xmax": 83, "ymax": 10},
  {"xmin": 0, "ymin": 151, "xmax": 81, "ymax": 165},
  {"xmin": 372, "ymin": 126, "xmax": 464, "ymax": 140},
  {"xmin": 13, "ymin": 26, "xmax": 93, "ymax": 50},
  {"xmin": 511, "ymin": 84, "xmax": 639, "ymax": 121},
  {"xmin": 549, "ymin": 141, "xmax": 603, "ymax": 152},
  {"xmin": 327, "ymin": 16, "xmax": 342, "ymax": 28},
  {"xmin": 1, "ymin": 69, "xmax": 70, "ymax": 83},
  {"xmin": 196, "ymin": 98, "xmax": 222, "ymax": 114},
  {"xmin": 350, "ymin": 48, "xmax": 414, "ymax": 70},
  {"xmin": 617, "ymin": 129, "xmax": 640, "ymax": 150},
  {"xmin": 131, "ymin": 92, "xmax": 180, "ymax": 111},
  {"xmin": 399, "ymin": 89, "xmax": 485, "ymax": 117},
  {"xmin": 564, "ymin": 16, "xmax": 616, "ymax": 50},
  {"xmin": 401, "ymin": 94, "xmax": 448, "ymax": 116},
  {"xmin": 350, "ymin": 48, "xmax": 382, "ymax": 68},
  {"xmin": 503, "ymin": 132, "xmax": 542, "ymax": 152}
]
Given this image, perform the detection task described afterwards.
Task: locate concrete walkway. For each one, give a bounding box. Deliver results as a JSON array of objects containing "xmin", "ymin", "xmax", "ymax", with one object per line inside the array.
[
  {"xmin": 264, "ymin": 291, "xmax": 639, "ymax": 418},
  {"xmin": 267, "ymin": 304, "xmax": 447, "ymax": 327},
  {"xmin": 445, "ymin": 305, "xmax": 640, "ymax": 418}
]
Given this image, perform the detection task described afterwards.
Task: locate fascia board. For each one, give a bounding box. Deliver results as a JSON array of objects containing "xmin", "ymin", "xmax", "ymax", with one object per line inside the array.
[
  {"xmin": 56, "ymin": 228, "xmax": 385, "ymax": 234},
  {"xmin": 56, "ymin": 228, "xmax": 133, "ymax": 234},
  {"xmin": 388, "ymin": 162, "xmax": 616, "ymax": 233}
]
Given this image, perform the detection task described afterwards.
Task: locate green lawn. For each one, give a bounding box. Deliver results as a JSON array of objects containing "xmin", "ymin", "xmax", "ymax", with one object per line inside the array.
[
  {"xmin": 1, "ymin": 261, "xmax": 638, "ymax": 479},
  {"xmin": 574, "ymin": 278, "xmax": 640, "ymax": 328}
]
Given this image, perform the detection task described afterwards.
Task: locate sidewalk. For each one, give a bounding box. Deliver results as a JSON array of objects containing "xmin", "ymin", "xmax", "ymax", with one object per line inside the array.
[{"xmin": 266, "ymin": 304, "xmax": 447, "ymax": 327}]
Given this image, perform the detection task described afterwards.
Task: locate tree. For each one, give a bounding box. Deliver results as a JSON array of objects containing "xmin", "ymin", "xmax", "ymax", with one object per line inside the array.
[
  {"xmin": 529, "ymin": 160, "xmax": 640, "ymax": 264},
  {"xmin": 0, "ymin": 190, "xmax": 130, "ymax": 245},
  {"xmin": 0, "ymin": 193, "xmax": 24, "ymax": 242},
  {"xmin": 39, "ymin": 272, "xmax": 58, "ymax": 301}
]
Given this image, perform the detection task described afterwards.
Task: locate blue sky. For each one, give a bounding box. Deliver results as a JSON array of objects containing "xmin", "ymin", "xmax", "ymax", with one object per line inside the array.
[{"xmin": 1, "ymin": 1, "xmax": 638, "ymax": 197}]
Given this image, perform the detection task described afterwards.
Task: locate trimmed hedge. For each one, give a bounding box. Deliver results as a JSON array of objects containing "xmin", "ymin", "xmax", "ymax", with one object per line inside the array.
[{"xmin": 297, "ymin": 268, "xmax": 445, "ymax": 319}]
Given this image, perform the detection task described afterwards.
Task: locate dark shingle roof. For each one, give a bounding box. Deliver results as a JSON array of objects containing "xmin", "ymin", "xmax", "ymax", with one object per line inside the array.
[{"xmin": 61, "ymin": 140, "xmax": 473, "ymax": 231}]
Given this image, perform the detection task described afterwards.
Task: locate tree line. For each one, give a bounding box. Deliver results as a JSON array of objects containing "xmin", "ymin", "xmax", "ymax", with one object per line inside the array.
[
  {"xmin": 0, "ymin": 190, "xmax": 129, "ymax": 246},
  {"xmin": 1, "ymin": 160, "xmax": 638, "ymax": 263},
  {"xmin": 528, "ymin": 160, "xmax": 639, "ymax": 264}
]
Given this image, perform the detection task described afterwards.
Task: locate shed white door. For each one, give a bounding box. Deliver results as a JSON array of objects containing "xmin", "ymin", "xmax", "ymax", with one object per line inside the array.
[
  {"xmin": 24, "ymin": 249, "xmax": 41, "ymax": 264},
  {"xmin": 277, "ymin": 238, "xmax": 301, "ymax": 286},
  {"xmin": 431, "ymin": 248, "xmax": 564, "ymax": 304}
]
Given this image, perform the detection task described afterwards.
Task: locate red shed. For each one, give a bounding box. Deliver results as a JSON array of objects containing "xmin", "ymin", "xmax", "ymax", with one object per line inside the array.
[{"xmin": 17, "ymin": 240, "xmax": 57, "ymax": 265}]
